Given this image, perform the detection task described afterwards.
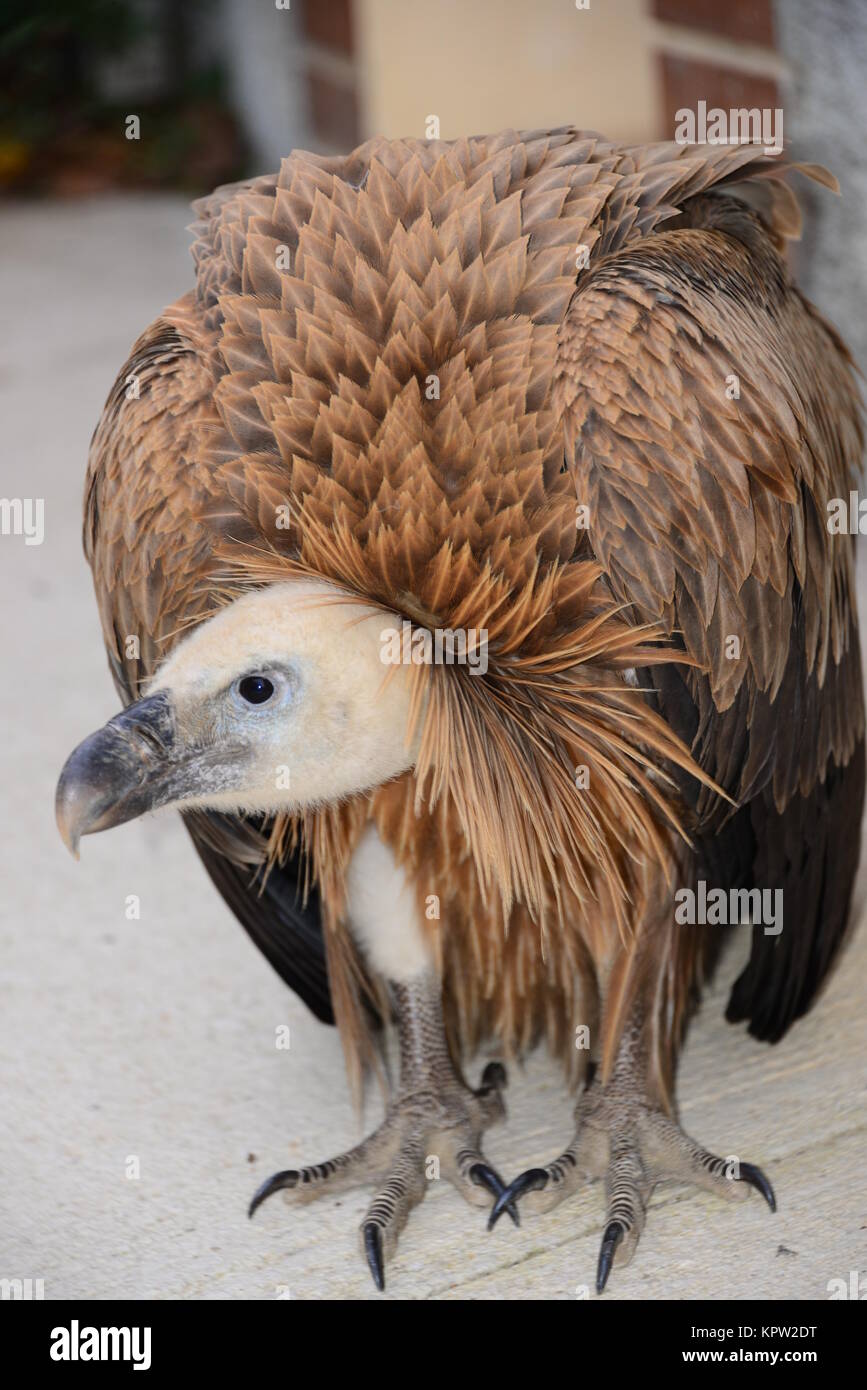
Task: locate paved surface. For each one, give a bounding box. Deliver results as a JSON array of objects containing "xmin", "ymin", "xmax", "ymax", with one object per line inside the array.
[{"xmin": 1, "ymin": 196, "xmax": 865, "ymax": 1301}]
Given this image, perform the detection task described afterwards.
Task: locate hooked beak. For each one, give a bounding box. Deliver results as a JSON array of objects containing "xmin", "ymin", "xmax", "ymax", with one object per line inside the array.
[{"xmin": 55, "ymin": 692, "xmax": 182, "ymax": 857}]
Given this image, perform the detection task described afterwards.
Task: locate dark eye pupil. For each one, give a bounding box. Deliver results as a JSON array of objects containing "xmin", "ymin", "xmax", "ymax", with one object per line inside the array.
[{"xmin": 239, "ymin": 675, "xmax": 274, "ymax": 705}]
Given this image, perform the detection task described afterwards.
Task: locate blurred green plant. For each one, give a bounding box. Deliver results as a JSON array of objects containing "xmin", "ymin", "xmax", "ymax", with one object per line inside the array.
[{"xmin": 0, "ymin": 0, "xmax": 245, "ymax": 192}]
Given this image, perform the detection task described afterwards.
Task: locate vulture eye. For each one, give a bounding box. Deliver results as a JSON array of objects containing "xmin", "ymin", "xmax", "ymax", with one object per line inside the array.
[{"xmin": 237, "ymin": 674, "xmax": 275, "ymax": 706}]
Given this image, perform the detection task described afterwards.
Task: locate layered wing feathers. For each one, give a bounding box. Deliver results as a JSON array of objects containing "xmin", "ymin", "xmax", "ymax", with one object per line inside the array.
[{"xmin": 84, "ymin": 129, "xmax": 864, "ymax": 1051}]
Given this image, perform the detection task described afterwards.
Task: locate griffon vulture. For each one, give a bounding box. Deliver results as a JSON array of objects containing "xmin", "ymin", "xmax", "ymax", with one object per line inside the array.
[{"xmin": 56, "ymin": 129, "xmax": 864, "ymax": 1293}]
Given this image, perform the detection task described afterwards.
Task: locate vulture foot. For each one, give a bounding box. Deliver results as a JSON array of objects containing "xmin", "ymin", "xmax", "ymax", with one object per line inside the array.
[
  {"xmin": 250, "ymin": 1059, "xmax": 514, "ymax": 1292},
  {"xmin": 489, "ymin": 1074, "xmax": 775, "ymax": 1293}
]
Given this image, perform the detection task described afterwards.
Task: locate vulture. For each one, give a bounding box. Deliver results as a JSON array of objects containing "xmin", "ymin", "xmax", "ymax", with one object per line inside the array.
[{"xmin": 56, "ymin": 128, "xmax": 864, "ymax": 1294}]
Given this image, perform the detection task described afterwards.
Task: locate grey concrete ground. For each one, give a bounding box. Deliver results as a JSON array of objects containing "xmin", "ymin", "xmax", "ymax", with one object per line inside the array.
[{"xmin": 1, "ymin": 196, "xmax": 865, "ymax": 1301}]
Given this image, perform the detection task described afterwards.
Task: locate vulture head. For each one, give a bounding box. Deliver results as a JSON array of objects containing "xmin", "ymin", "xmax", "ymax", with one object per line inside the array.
[{"xmin": 55, "ymin": 579, "xmax": 420, "ymax": 855}]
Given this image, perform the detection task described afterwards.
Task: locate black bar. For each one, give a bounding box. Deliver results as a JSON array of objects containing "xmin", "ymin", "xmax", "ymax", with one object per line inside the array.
[{"xmin": 7, "ymin": 1298, "xmax": 862, "ymax": 1375}]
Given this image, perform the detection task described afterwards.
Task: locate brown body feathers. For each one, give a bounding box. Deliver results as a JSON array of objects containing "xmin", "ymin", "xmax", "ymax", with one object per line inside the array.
[{"xmin": 85, "ymin": 129, "xmax": 864, "ymax": 1104}]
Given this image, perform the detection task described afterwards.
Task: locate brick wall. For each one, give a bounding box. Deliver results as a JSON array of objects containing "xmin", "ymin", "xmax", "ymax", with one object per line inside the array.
[
  {"xmin": 649, "ymin": 0, "xmax": 782, "ymax": 140},
  {"xmin": 279, "ymin": 0, "xmax": 787, "ymax": 160},
  {"xmin": 300, "ymin": 0, "xmax": 360, "ymax": 151}
]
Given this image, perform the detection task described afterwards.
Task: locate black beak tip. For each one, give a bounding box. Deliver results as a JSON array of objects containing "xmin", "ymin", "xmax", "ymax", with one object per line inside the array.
[
  {"xmin": 55, "ymin": 759, "xmax": 87, "ymax": 859},
  {"xmin": 54, "ymin": 692, "xmax": 177, "ymax": 856}
]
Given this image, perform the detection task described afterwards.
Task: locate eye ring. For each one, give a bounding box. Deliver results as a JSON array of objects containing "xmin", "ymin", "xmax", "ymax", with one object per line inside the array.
[{"xmin": 237, "ymin": 674, "xmax": 275, "ymax": 706}]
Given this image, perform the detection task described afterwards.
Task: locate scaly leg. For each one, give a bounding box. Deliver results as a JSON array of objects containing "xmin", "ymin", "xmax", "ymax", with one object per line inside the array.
[
  {"xmin": 250, "ymin": 967, "xmax": 514, "ymax": 1291},
  {"xmin": 490, "ymin": 1019, "xmax": 774, "ymax": 1291}
]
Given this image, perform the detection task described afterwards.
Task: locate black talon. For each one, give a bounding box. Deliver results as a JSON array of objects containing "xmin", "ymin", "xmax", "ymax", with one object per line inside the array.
[
  {"xmin": 469, "ymin": 1162, "xmax": 520, "ymax": 1227},
  {"xmin": 364, "ymin": 1221, "xmax": 385, "ymax": 1292},
  {"xmin": 596, "ymin": 1220, "xmax": 624, "ymax": 1294},
  {"xmin": 488, "ymin": 1167, "xmax": 549, "ymax": 1230},
  {"xmin": 480, "ymin": 1061, "xmax": 508, "ymax": 1091},
  {"xmin": 248, "ymin": 1169, "xmax": 299, "ymax": 1218},
  {"xmin": 738, "ymin": 1162, "xmax": 777, "ymax": 1213}
]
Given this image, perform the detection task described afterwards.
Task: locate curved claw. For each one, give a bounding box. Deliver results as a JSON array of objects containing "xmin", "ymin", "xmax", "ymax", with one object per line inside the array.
[
  {"xmin": 738, "ymin": 1162, "xmax": 776, "ymax": 1213},
  {"xmin": 487, "ymin": 1166, "xmax": 549, "ymax": 1230},
  {"xmin": 363, "ymin": 1222, "xmax": 385, "ymax": 1292},
  {"xmin": 469, "ymin": 1161, "xmax": 520, "ymax": 1227},
  {"xmin": 596, "ymin": 1220, "xmax": 624, "ymax": 1294},
  {"xmin": 479, "ymin": 1061, "xmax": 508, "ymax": 1092},
  {"xmin": 248, "ymin": 1169, "xmax": 299, "ymax": 1218}
]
